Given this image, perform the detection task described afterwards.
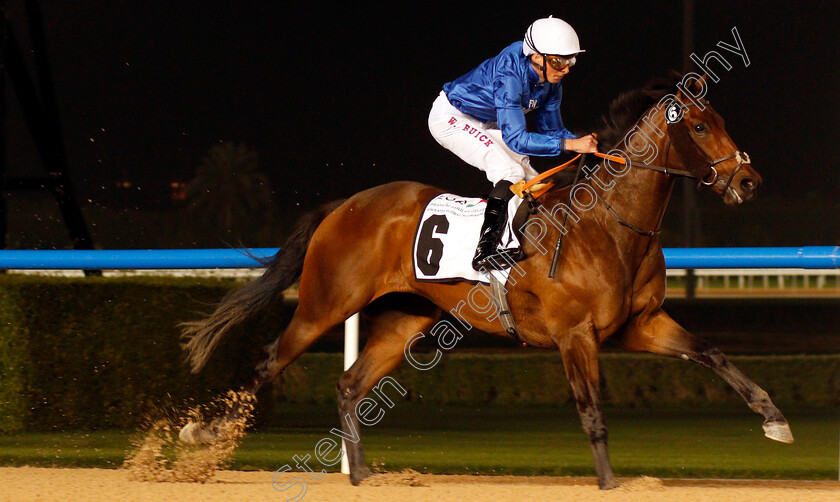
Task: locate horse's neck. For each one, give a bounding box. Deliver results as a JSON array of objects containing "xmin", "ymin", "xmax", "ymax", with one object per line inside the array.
[
  {"xmin": 544, "ymin": 115, "xmax": 677, "ymax": 247},
  {"xmin": 597, "ymin": 142, "xmax": 677, "ymax": 233}
]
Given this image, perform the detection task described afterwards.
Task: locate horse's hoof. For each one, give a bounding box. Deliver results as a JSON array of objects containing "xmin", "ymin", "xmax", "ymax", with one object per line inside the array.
[
  {"xmin": 178, "ymin": 422, "xmax": 201, "ymax": 443},
  {"xmin": 349, "ymin": 467, "xmax": 373, "ymax": 486},
  {"xmin": 599, "ymin": 478, "xmax": 620, "ymax": 490},
  {"xmin": 179, "ymin": 421, "xmax": 215, "ymax": 444},
  {"xmin": 763, "ymin": 420, "xmax": 794, "ymax": 444}
]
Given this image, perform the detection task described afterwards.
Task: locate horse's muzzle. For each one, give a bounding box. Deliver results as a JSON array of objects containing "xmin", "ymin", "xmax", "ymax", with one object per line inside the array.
[{"xmin": 737, "ymin": 166, "xmax": 762, "ymax": 202}]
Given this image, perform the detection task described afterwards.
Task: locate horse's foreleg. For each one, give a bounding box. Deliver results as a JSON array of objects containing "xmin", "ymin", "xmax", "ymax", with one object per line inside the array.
[
  {"xmin": 338, "ymin": 301, "xmax": 440, "ymax": 485},
  {"xmin": 618, "ymin": 309, "xmax": 793, "ymax": 443},
  {"xmin": 557, "ymin": 319, "xmax": 618, "ymax": 490}
]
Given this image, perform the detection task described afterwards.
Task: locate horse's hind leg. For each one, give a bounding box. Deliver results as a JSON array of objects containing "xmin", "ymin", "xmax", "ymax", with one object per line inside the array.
[
  {"xmin": 618, "ymin": 309, "xmax": 793, "ymax": 443},
  {"xmin": 251, "ymin": 311, "xmax": 342, "ymax": 391},
  {"xmin": 179, "ymin": 305, "xmax": 352, "ymax": 444},
  {"xmin": 336, "ymin": 295, "xmax": 440, "ymax": 485},
  {"xmin": 556, "ymin": 318, "xmax": 618, "ymax": 490},
  {"xmin": 181, "ymin": 273, "xmax": 373, "ymax": 444}
]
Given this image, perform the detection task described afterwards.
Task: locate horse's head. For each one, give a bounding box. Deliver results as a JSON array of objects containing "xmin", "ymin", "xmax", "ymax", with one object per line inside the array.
[{"xmin": 665, "ymin": 76, "xmax": 762, "ymax": 205}]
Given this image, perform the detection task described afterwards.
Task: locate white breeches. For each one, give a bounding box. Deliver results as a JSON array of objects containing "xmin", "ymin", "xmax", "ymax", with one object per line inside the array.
[{"xmin": 428, "ymin": 91, "xmax": 539, "ymax": 185}]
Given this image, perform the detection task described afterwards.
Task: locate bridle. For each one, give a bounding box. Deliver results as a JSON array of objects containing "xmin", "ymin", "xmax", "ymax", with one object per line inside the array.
[
  {"xmin": 630, "ymin": 99, "xmax": 752, "ymax": 199},
  {"xmin": 674, "ymin": 107, "xmax": 752, "ymax": 198},
  {"xmin": 529, "ymin": 97, "xmax": 755, "ymax": 277},
  {"xmin": 519, "ymin": 98, "xmax": 753, "ymax": 203},
  {"xmin": 593, "ymin": 99, "xmax": 753, "ymax": 237}
]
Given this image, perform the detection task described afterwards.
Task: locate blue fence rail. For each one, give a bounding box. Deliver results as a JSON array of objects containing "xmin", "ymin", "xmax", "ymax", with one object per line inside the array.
[
  {"xmin": 0, "ymin": 246, "xmax": 837, "ymax": 270},
  {"xmin": 0, "ymin": 248, "xmax": 280, "ymax": 270},
  {"xmin": 662, "ymin": 246, "xmax": 840, "ymax": 269}
]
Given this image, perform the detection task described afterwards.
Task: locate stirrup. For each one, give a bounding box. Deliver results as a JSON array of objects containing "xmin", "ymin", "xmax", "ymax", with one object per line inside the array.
[{"xmin": 472, "ymin": 247, "xmax": 522, "ymax": 271}]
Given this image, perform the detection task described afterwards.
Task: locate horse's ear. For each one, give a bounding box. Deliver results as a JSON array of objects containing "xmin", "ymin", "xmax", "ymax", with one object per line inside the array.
[
  {"xmin": 694, "ymin": 73, "xmax": 710, "ymax": 93},
  {"xmin": 667, "ymin": 69, "xmax": 682, "ymax": 85}
]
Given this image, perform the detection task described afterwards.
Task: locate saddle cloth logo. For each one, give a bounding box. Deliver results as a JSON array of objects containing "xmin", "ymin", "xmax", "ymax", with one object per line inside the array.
[{"xmin": 413, "ymin": 194, "xmax": 523, "ymax": 284}]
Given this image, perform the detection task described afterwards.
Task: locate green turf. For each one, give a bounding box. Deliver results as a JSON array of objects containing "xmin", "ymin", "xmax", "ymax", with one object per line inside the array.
[{"xmin": 0, "ymin": 405, "xmax": 836, "ymax": 480}]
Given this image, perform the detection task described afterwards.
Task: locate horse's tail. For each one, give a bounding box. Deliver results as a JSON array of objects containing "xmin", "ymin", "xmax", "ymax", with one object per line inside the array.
[{"xmin": 181, "ymin": 199, "xmax": 345, "ymax": 373}]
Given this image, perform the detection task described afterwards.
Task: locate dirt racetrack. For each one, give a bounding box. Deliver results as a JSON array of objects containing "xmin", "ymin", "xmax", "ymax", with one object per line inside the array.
[{"xmin": 2, "ymin": 467, "xmax": 840, "ymax": 502}]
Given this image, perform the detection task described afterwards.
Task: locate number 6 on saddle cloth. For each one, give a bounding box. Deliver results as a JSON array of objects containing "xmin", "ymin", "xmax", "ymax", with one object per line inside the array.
[{"xmin": 413, "ymin": 194, "xmax": 528, "ymax": 284}]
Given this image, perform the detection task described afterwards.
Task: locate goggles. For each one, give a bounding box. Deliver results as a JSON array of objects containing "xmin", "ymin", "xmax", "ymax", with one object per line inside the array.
[{"xmin": 545, "ymin": 55, "xmax": 576, "ymax": 71}]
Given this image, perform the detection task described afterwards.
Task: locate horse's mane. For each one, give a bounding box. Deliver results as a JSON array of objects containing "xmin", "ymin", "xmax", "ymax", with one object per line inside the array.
[
  {"xmin": 547, "ymin": 71, "xmax": 682, "ymax": 188},
  {"xmin": 593, "ymin": 71, "xmax": 682, "ymax": 151}
]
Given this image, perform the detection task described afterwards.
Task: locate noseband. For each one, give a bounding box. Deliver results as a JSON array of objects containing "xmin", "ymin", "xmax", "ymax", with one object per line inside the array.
[{"xmin": 683, "ymin": 130, "xmax": 752, "ymax": 199}]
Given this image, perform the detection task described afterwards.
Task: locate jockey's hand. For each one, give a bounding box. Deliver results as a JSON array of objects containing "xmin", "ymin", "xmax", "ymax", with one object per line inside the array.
[{"xmin": 565, "ymin": 134, "xmax": 599, "ymax": 154}]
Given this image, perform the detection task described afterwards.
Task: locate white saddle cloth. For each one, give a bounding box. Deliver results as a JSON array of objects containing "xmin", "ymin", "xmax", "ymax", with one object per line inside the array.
[{"xmin": 412, "ymin": 193, "xmax": 524, "ymax": 284}]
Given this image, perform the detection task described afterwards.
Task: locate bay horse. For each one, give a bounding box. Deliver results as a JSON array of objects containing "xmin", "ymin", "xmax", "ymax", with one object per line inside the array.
[{"xmin": 180, "ymin": 73, "xmax": 792, "ymax": 489}]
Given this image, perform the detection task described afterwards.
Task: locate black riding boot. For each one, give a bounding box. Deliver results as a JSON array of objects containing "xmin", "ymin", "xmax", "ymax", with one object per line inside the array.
[{"xmin": 472, "ymin": 181, "xmax": 516, "ymax": 271}]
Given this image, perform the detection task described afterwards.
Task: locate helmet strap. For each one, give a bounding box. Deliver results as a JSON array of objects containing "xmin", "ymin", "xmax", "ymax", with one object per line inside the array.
[{"xmin": 530, "ymin": 54, "xmax": 549, "ymax": 83}]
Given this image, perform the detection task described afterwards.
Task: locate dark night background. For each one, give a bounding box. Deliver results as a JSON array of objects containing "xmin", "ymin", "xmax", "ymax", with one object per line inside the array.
[{"xmin": 2, "ymin": 1, "xmax": 839, "ymax": 249}]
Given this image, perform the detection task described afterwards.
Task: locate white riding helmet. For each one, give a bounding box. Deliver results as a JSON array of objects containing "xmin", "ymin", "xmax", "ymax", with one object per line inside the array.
[{"xmin": 523, "ymin": 16, "xmax": 584, "ymax": 57}]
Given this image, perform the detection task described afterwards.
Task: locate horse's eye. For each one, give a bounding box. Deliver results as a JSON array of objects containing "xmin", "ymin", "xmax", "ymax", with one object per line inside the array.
[{"xmin": 694, "ymin": 123, "xmax": 707, "ymax": 134}]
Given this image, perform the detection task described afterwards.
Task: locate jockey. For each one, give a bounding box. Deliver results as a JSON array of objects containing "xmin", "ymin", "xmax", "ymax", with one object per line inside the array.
[{"xmin": 428, "ymin": 16, "xmax": 598, "ymax": 271}]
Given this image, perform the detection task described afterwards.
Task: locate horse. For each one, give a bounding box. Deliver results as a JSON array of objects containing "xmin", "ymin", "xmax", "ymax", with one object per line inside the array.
[{"xmin": 178, "ymin": 72, "xmax": 792, "ymax": 489}]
